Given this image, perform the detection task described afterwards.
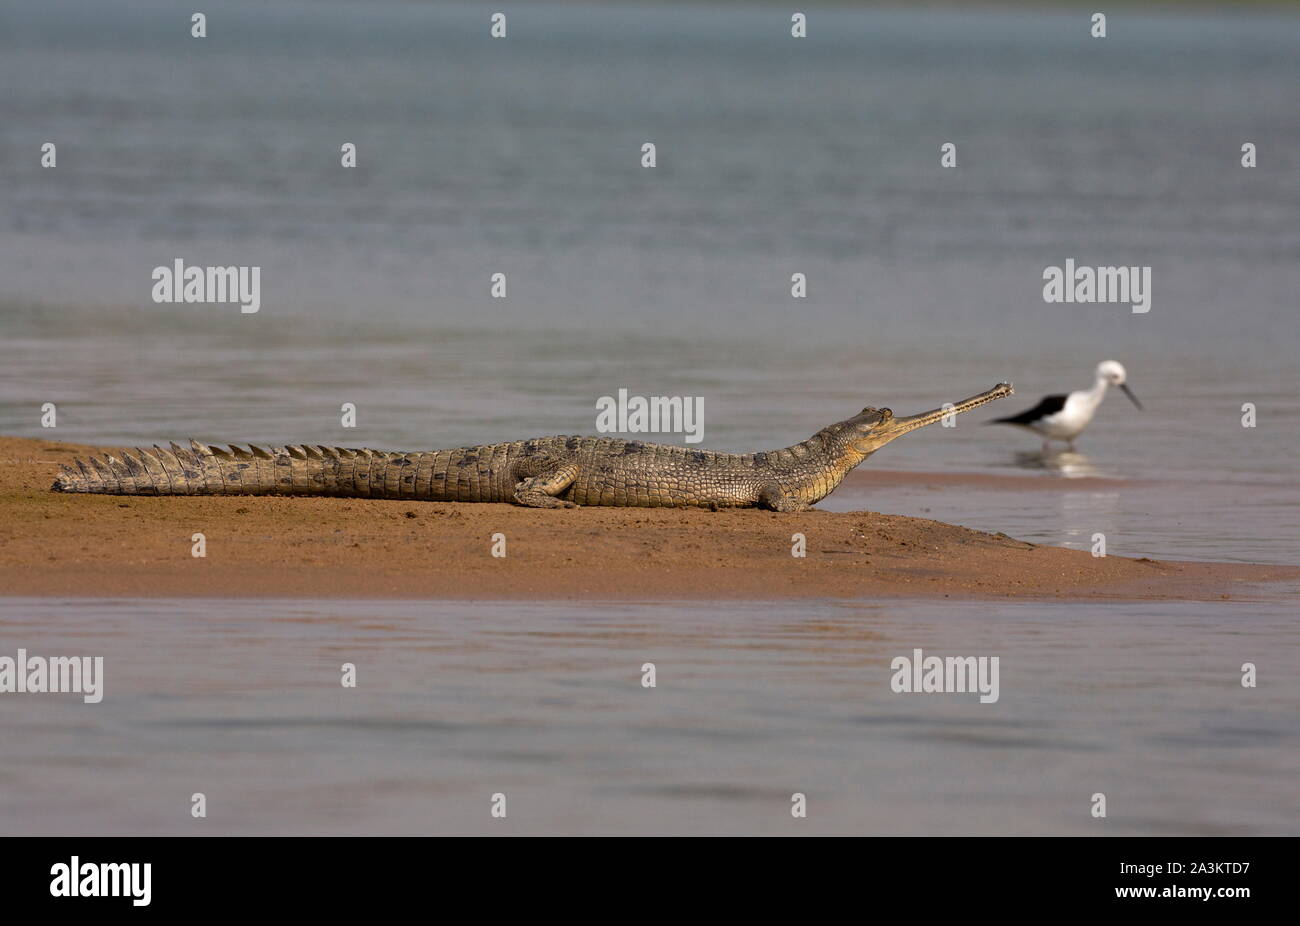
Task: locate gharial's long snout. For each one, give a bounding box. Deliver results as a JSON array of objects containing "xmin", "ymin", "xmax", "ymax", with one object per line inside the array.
[
  {"xmin": 895, "ymin": 381, "xmax": 1014, "ymax": 434},
  {"xmin": 872, "ymin": 382, "xmax": 1014, "ymax": 446}
]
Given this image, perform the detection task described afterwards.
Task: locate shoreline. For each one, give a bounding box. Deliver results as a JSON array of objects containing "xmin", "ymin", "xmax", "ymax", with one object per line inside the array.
[{"xmin": 2, "ymin": 436, "xmax": 1296, "ymax": 602}]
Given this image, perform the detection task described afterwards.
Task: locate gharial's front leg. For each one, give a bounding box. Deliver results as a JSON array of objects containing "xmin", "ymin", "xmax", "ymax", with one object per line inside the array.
[
  {"xmin": 512, "ymin": 461, "xmax": 581, "ymax": 508},
  {"xmin": 757, "ymin": 484, "xmax": 812, "ymax": 512}
]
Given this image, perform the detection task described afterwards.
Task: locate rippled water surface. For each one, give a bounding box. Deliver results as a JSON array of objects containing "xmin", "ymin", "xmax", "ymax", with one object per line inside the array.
[
  {"xmin": 2, "ymin": 597, "xmax": 1297, "ymax": 836},
  {"xmin": 2, "ymin": 0, "xmax": 1298, "ymax": 563}
]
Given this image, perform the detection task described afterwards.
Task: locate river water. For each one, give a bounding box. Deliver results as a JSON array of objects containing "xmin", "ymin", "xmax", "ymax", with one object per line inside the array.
[
  {"xmin": 2, "ymin": 596, "xmax": 1297, "ymax": 836},
  {"xmin": 0, "ymin": 0, "xmax": 1297, "ymax": 834}
]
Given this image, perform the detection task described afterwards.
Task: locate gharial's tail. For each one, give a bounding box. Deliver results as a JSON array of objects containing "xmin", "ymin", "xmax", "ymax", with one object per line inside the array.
[{"xmin": 51, "ymin": 441, "xmax": 425, "ymax": 498}]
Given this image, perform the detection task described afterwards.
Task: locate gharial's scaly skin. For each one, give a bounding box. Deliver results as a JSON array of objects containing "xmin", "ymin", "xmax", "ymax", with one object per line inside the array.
[{"xmin": 51, "ymin": 383, "xmax": 1012, "ymax": 510}]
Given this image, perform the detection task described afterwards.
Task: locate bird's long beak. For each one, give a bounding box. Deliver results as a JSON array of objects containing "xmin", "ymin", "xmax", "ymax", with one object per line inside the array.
[{"xmin": 1119, "ymin": 383, "xmax": 1143, "ymax": 410}]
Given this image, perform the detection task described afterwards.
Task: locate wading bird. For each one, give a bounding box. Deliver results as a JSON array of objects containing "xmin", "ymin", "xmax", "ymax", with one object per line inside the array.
[{"xmin": 988, "ymin": 360, "xmax": 1141, "ymax": 453}]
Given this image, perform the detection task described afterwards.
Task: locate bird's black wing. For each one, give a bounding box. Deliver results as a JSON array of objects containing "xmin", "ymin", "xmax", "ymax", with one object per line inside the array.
[{"xmin": 988, "ymin": 394, "xmax": 1068, "ymax": 425}]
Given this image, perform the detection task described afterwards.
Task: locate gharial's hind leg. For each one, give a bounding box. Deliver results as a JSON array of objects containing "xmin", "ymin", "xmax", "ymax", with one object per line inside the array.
[
  {"xmin": 757, "ymin": 484, "xmax": 812, "ymax": 512},
  {"xmin": 512, "ymin": 462, "xmax": 581, "ymax": 509}
]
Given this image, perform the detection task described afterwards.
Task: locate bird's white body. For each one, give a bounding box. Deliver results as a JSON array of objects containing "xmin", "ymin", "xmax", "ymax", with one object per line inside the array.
[
  {"xmin": 992, "ymin": 360, "xmax": 1140, "ymax": 452},
  {"xmin": 1020, "ymin": 380, "xmax": 1107, "ymax": 442}
]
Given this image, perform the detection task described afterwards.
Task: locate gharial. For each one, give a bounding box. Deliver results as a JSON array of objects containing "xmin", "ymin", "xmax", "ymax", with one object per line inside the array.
[{"xmin": 51, "ymin": 383, "xmax": 1013, "ymax": 510}]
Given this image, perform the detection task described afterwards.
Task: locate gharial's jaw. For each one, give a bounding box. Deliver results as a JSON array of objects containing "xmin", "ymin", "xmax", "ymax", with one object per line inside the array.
[{"xmin": 853, "ymin": 382, "xmax": 1014, "ymax": 454}]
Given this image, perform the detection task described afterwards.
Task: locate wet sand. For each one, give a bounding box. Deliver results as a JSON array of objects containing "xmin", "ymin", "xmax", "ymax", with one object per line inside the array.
[{"xmin": 1, "ymin": 436, "xmax": 1295, "ymax": 601}]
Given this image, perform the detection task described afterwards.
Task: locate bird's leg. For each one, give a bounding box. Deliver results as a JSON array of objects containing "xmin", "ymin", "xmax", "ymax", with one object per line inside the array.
[
  {"xmin": 1041, "ymin": 440, "xmax": 1052, "ymax": 455},
  {"xmin": 1066, "ymin": 440, "xmax": 1077, "ymax": 452}
]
